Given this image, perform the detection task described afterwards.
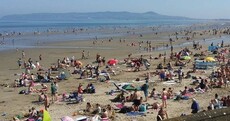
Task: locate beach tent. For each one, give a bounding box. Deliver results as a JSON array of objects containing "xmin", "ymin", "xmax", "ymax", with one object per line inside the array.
[
  {"xmin": 205, "ymin": 57, "xmax": 216, "ymax": 62},
  {"xmin": 208, "ymin": 46, "xmax": 218, "ymax": 52},
  {"xmin": 61, "ymin": 116, "xmax": 74, "ymax": 121},
  {"xmin": 43, "ymin": 110, "xmax": 51, "ymax": 121}
]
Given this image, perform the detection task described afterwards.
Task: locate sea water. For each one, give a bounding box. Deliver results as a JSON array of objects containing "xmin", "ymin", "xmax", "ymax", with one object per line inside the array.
[{"xmin": 0, "ymin": 19, "xmax": 213, "ymax": 51}]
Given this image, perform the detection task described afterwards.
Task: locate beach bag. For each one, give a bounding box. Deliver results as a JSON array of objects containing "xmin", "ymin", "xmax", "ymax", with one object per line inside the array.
[{"xmin": 139, "ymin": 104, "xmax": 147, "ymax": 112}]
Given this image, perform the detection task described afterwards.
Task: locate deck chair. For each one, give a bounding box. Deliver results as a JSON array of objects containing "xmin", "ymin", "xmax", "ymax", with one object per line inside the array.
[{"xmin": 112, "ymin": 82, "xmax": 129, "ymax": 94}]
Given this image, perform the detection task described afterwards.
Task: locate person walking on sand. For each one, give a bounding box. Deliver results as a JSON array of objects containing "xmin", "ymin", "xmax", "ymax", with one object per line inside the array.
[
  {"xmin": 191, "ymin": 98, "xmax": 199, "ymax": 114},
  {"xmin": 161, "ymin": 88, "xmax": 168, "ymax": 108},
  {"xmin": 51, "ymin": 82, "xmax": 58, "ymax": 103},
  {"xmin": 178, "ymin": 67, "xmax": 183, "ymax": 83},
  {"xmin": 44, "ymin": 94, "xmax": 50, "ymax": 111},
  {"xmin": 22, "ymin": 50, "xmax": 25, "ymax": 59},
  {"xmin": 39, "ymin": 54, "xmax": 42, "ymax": 61},
  {"xmin": 17, "ymin": 58, "xmax": 22, "ymax": 69},
  {"xmin": 141, "ymin": 79, "xmax": 149, "ymax": 102},
  {"xmin": 82, "ymin": 50, "xmax": 86, "ymax": 59}
]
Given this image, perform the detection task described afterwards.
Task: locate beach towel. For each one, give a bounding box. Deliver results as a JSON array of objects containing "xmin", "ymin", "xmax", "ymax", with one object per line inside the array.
[
  {"xmin": 132, "ymin": 80, "xmax": 155, "ymax": 83},
  {"xmin": 75, "ymin": 116, "xmax": 88, "ymax": 121},
  {"xmin": 181, "ymin": 96, "xmax": 189, "ymax": 100},
  {"xmin": 162, "ymin": 80, "xmax": 177, "ymax": 85},
  {"xmin": 126, "ymin": 112, "xmax": 145, "ymax": 116},
  {"xmin": 115, "ymin": 103, "xmax": 124, "ymax": 109}
]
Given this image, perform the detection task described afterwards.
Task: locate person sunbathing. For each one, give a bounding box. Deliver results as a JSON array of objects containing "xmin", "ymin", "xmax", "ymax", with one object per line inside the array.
[
  {"xmin": 113, "ymin": 92, "xmax": 125, "ymax": 102},
  {"xmin": 39, "ymin": 83, "xmax": 48, "ymax": 92},
  {"xmin": 84, "ymin": 83, "xmax": 95, "ymax": 94},
  {"xmin": 151, "ymin": 102, "xmax": 161, "ymax": 110},
  {"xmin": 175, "ymin": 60, "xmax": 186, "ymax": 66},
  {"xmin": 125, "ymin": 94, "xmax": 133, "ymax": 102},
  {"xmin": 85, "ymin": 102, "xmax": 93, "ymax": 112},
  {"xmin": 132, "ymin": 90, "xmax": 142, "ymax": 111},
  {"xmin": 167, "ymin": 88, "xmax": 174, "ymax": 99},
  {"xmin": 106, "ymin": 104, "xmax": 115, "ymax": 119},
  {"xmin": 28, "ymin": 81, "xmax": 38, "ymax": 93},
  {"xmin": 78, "ymin": 84, "xmax": 84, "ymax": 94},
  {"xmin": 180, "ymin": 86, "xmax": 189, "ymax": 95},
  {"xmin": 226, "ymin": 95, "xmax": 230, "ymax": 107},
  {"xmin": 38, "ymin": 92, "xmax": 45, "ymax": 102},
  {"xmin": 50, "ymin": 65, "xmax": 58, "ymax": 71},
  {"xmin": 29, "ymin": 107, "xmax": 38, "ymax": 119},
  {"xmin": 149, "ymin": 88, "xmax": 158, "ymax": 99},
  {"xmin": 101, "ymin": 108, "xmax": 109, "ymax": 119},
  {"xmin": 157, "ymin": 107, "xmax": 168, "ymax": 120}
]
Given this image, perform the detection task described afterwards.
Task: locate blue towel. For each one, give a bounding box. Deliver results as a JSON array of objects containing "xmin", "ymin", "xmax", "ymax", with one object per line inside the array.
[{"xmin": 126, "ymin": 112, "xmax": 145, "ymax": 116}]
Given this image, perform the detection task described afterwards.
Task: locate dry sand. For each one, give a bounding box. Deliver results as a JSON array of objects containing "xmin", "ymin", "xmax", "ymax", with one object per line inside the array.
[{"xmin": 0, "ymin": 24, "xmax": 230, "ymax": 121}]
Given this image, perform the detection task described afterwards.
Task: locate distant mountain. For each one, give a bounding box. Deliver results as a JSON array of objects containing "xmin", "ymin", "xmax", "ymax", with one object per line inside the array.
[{"xmin": 0, "ymin": 11, "xmax": 191, "ymax": 21}]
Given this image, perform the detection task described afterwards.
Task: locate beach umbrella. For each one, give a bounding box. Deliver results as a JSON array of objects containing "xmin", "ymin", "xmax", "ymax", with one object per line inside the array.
[
  {"xmin": 107, "ymin": 59, "xmax": 118, "ymax": 65},
  {"xmin": 182, "ymin": 56, "xmax": 191, "ymax": 60},
  {"xmin": 43, "ymin": 110, "xmax": 51, "ymax": 121},
  {"xmin": 61, "ymin": 116, "xmax": 74, "ymax": 121},
  {"xmin": 122, "ymin": 84, "xmax": 141, "ymax": 91},
  {"xmin": 205, "ymin": 57, "xmax": 215, "ymax": 62}
]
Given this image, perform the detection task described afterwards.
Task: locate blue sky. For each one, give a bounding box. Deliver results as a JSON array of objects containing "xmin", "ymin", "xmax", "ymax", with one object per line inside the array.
[{"xmin": 1, "ymin": 0, "xmax": 230, "ymax": 19}]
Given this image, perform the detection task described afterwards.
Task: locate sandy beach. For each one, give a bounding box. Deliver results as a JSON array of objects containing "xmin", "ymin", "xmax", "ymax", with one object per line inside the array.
[{"xmin": 0, "ymin": 23, "xmax": 230, "ymax": 121}]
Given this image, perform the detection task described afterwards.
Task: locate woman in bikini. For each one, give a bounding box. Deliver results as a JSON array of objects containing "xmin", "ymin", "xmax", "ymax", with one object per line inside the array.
[{"xmin": 161, "ymin": 88, "xmax": 168, "ymax": 108}]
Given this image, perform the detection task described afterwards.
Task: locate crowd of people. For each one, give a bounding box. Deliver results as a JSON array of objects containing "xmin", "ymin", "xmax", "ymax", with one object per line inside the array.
[{"xmin": 11, "ymin": 27, "xmax": 230, "ymax": 121}]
